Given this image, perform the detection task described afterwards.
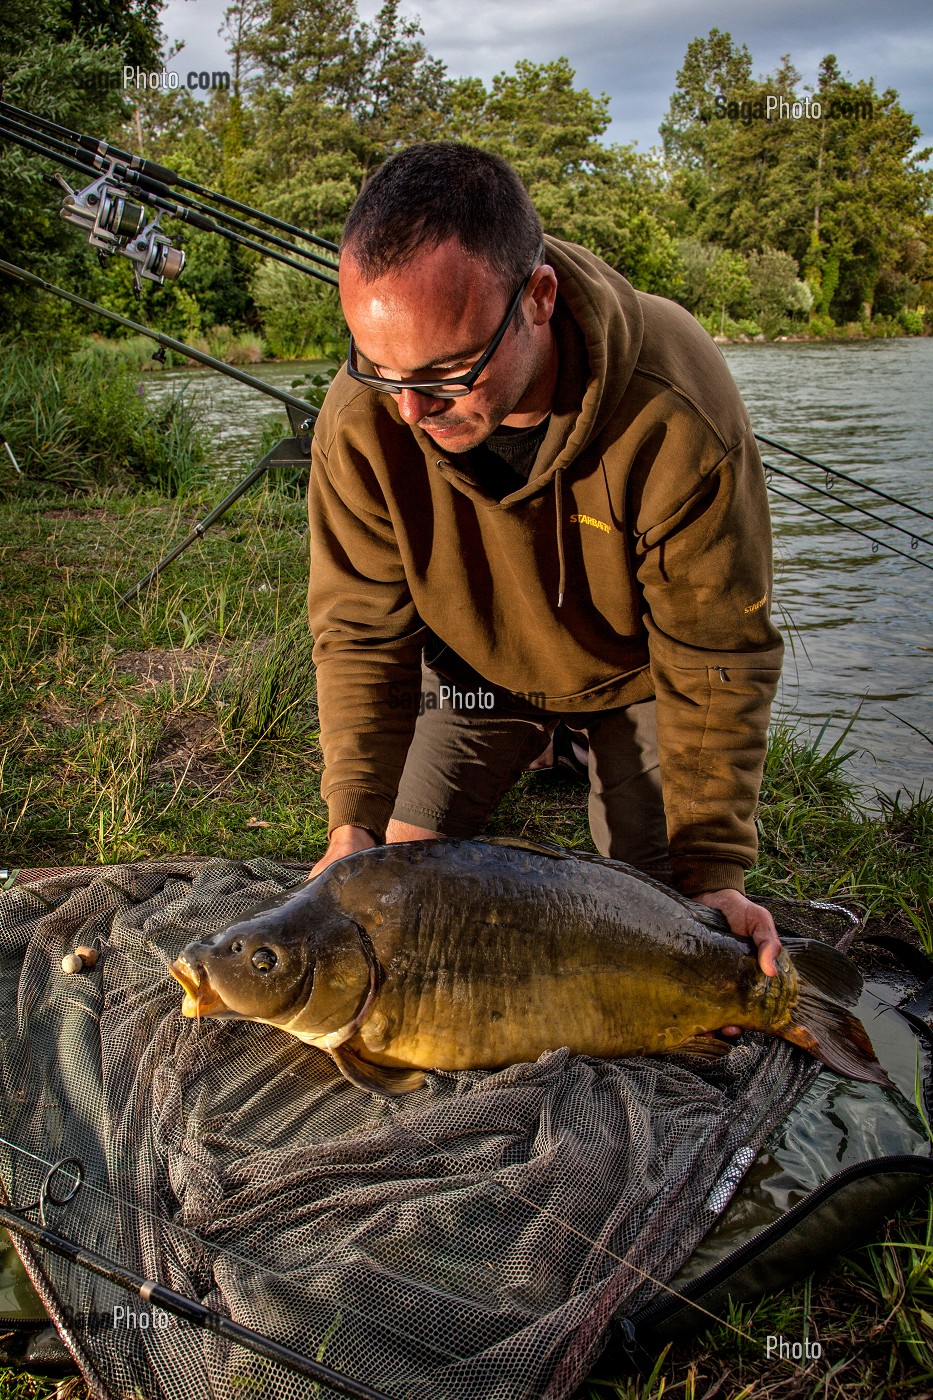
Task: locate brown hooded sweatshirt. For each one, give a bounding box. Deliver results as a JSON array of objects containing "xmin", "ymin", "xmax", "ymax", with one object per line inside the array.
[{"xmin": 307, "ymin": 236, "xmax": 783, "ymax": 895}]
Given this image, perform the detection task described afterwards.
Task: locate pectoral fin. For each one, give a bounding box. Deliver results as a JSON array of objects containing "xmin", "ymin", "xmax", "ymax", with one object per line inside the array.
[
  {"xmin": 330, "ymin": 1043, "xmax": 427, "ymax": 1097},
  {"xmin": 669, "ymin": 1035, "xmax": 734, "ymax": 1060}
]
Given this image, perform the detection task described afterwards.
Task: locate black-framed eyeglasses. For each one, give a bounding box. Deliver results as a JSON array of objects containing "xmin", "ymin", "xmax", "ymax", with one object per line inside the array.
[{"xmin": 346, "ymin": 243, "xmax": 545, "ymax": 400}]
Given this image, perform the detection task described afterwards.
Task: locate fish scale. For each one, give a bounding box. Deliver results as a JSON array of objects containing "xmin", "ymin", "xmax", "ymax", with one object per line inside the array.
[{"xmin": 170, "ymin": 838, "xmax": 891, "ymax": 1097}]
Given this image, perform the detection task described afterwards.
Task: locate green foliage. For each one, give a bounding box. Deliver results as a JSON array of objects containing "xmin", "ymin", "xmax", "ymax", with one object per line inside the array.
[
  {"xmin": 0, "ymin": 0, "xmax": 164, "ymax": 337},
  {"xmin": 745, "ymin": 247, "xmax": 812, "ymax": 335},
  {"xmin": 252, "ymin": 260, "xmax": 346, "ymax": 358},
  {"xmin": 899, "ymin": 308, "xmax": 924, "ymax": 335},
  {"xmin": 704, "ymin": 250, "xmax": 751, "ymax": 333},
  {"xmin": 0, "ymin": 340, "xmax": 211, "ymax": 495},
  {"xmin": 2, "ymin": 6, "xmax": 929, "ymax": 351},
  {"xmin": 661, "ymin": 34, "xmax": 933, "ymax": 327}
]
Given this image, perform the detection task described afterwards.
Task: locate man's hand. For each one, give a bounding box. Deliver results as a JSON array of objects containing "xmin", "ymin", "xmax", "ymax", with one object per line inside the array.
[
  {"xmin": 307, "ymin": 825, "xmax": 377, "ymax": 881},
  {"xmin": 694, "ymin": 888, "xmax": 782, "ymax": 1038}
]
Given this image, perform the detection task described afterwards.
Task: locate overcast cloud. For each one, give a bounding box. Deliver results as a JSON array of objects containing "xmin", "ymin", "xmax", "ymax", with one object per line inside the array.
[{"xmin": 160, "ymin": 0, "xmax": 933, "ymax": 153}]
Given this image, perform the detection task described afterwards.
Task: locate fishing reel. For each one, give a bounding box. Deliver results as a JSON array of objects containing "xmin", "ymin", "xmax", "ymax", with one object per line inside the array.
[
  {"xmin": 120, "ymin": 212, "xmax": 186, "ymax": 295},
  {"xmin": 55, "ymin": 170, "xmax": 185, "ymax": 294}
]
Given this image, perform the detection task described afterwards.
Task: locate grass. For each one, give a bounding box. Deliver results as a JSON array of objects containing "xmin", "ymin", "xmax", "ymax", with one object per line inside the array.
[
  {"xmin": 0, "ymin": 341, "xmax": 211, "ymax": 496},
  {"xmin": 0, "ymin": 455, "xmax": 931, "ymax": 1398}
]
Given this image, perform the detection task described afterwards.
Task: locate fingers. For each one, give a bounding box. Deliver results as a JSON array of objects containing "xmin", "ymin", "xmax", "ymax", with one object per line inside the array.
[
  {"xmin": 749, "ymin": 919, "xmax": 782, "ymax": 978},
  {"xmin": 308, "ymin": 825, "xmax": 378, "ymax": 880},
  {"xmin": 695, "ymin": 889, "xmax": 782, "ymax": 977}
]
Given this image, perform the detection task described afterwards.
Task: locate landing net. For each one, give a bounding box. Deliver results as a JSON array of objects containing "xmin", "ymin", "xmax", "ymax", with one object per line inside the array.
[{"xmin": 0, "ymin": 859, "xmax": 815, "ymax": 1398}]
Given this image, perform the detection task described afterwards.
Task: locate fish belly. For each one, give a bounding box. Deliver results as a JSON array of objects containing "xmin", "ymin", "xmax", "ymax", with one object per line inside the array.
[{"xmin": 360, "ymin": 929, "xmax": 754, "ymax": 1071}]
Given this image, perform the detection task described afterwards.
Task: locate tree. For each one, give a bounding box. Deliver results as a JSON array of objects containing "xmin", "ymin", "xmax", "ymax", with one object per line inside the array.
[
  {"xmin": 443, "ymin": 60, "xmax": 682, "ymax": 296},
  {"xmin": 661, "ymin": 33, "xmax": 933, "ymax": 325},
  {"xmin": 660, "ymin": 27, "xmax": 752, "ymax": 171},
  {"xmin": 705, "ymin": 251, "xmax": 751, "ymax": 334},
  {"xmin": 0, "ymin": 0, "xmax": 165, "ymax": 334},
  {"xmin": 745, "ymin": 248, "xmax": 811, "ymax": 335}
]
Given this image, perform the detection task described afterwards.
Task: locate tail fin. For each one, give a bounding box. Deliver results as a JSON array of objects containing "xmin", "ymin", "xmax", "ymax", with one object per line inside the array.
[{"xmin": 779, "ymin": 937, "xmax": 892, "ymax": 1088}]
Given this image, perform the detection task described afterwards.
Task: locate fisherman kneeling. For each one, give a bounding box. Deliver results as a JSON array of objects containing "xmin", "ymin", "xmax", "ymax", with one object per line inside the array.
[{"xmin": 306, "ymin": 141, "xmax": 783, "ymax": 988}]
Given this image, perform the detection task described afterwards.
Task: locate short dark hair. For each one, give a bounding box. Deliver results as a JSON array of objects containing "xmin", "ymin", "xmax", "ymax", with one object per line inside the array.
[{"xmin": 341, "ymin": 142, "xmax": 544, "ymax": 292}]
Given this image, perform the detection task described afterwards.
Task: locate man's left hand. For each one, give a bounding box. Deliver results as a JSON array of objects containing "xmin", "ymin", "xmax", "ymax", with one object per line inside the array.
[{"xmin": 694, "ymin": 889, "xmax": 782, "ymax": 1038}]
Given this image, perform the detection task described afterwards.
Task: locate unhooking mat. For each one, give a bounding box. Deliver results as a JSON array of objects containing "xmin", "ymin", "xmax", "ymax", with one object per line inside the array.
[{"xmin": 0, "ymin": 858, "xmax": 818, "ymax": 1400}]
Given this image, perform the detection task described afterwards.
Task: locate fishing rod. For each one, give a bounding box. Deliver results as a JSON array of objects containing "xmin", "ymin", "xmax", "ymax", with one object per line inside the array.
[
  {"xmin": 0, "ymin": 1182, "xmax": 393, "ymax": 1399},
  {"xmin": 0, "ymin": 116, "xmax": 339, "ymax": 293},
  {"xmin": 0, "ymin": 258, "xmax": 318, "ymax": 421},
  {"xmin": 763, "ymin": 460, "xmax": 933, "ymax": 552},
  {"xmin": 765, "ymin": 479, "xmax": 933, "ymax": 572},
  {"xmin": 0, "ymin": 109, "xmax": 340, "ymax": 279},
  {"xmin": 0, "ymin": 98, "xmax": 339, "ymax": 253},
  {"xmin": 755, "ymin": 432, "xmax": 933, "ymax": 528}
]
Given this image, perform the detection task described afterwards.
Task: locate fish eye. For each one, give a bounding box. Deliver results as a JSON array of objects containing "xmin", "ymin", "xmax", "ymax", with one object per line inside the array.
[{"xmin": 251, "ymin": 947, "xmax": 277, "ymax": 972}]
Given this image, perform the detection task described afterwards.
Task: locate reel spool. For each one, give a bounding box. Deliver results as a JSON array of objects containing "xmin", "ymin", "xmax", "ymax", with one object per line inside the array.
[
  {"xmin": 95, "ymin": 189, "xmax": 146, "ymax": 242},
  {"xmin": 56, "ymin": 170, "xmax": 184, "ymax": 294}
]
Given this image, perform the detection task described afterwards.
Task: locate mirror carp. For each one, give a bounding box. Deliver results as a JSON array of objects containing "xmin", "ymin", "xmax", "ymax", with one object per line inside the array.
[{"xmin": 170, "ymin": 839, "xmax": 891, "ymax": 1096}]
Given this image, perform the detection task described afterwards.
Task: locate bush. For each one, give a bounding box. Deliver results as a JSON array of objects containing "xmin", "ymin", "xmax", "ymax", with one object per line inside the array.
[
  {"xmin": 898, "ymin": 308, "xmax": 924, "ymax": 336},
  {"xmin": 253, "ymin": 261, "xmax": 346, "ymax": 359},
  {"xmin": 745, "ymin": 247, "xmax": 812, "ymax": 337},
  {"xmin": 0, "ymin": 341, "xmax": 212, "ymax": 495},
  {"xmin": 694, "ymin": 312, "xmax": 762, "ymax": 339}
]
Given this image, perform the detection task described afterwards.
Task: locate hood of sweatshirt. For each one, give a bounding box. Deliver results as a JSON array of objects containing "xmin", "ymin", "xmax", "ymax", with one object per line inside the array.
[
  {"xmin": 422, "ymin": 236, "xmax": 645, "ymax": 510},
  {"xmin": 420, "ymin": 236, "xmax": 647, "ymax": 605}
]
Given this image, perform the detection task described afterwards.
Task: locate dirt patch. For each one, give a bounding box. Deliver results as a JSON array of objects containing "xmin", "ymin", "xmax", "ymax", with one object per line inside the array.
[
  {"xmin": 33, "ymin": 694, "xmax": 130, "ymax": 731},
  {"xmin": 114, "ymin": 644, "xmax": 231, "ymax": 690},
  {"xmin": 150, "ymin": 712, "xmax": 229, "ymax": 790}
]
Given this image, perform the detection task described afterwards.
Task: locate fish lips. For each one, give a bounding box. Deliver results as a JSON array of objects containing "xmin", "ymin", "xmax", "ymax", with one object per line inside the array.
[{"xmin": 170, "ymin": 953, "xmax": 230, "ymax": 1019}]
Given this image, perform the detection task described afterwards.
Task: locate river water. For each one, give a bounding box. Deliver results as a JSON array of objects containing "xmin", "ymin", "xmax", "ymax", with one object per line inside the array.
[{"xmin": 142, "ymin": 339, "xmax": 932, "ymax": 798}]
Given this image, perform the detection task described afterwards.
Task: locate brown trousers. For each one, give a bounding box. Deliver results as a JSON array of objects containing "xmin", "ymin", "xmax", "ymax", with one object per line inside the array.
[{"xmin": 392, "ymin": 657, "xmax": 670, "ymax": 878}]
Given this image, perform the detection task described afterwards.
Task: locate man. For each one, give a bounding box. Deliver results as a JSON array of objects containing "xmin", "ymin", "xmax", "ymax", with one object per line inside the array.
[{"xmin": 307, "ymin": 142, "xmax": 783, "ymax": 982}]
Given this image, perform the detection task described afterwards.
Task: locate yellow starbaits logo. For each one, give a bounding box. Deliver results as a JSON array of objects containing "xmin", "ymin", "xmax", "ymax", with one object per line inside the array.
[
  {"xmin": 570, "ymin": 513, "xmax": 612, "ymax": 534},
  {"xmin": 744, "ymin": 593, "xmax": 768, "ymax": 614}
]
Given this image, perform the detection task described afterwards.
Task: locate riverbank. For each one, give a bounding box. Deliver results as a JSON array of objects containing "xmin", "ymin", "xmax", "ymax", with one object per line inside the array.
[{"xmin": 2, "ymin": 476, "xmax": 932, "ymax": 1399}]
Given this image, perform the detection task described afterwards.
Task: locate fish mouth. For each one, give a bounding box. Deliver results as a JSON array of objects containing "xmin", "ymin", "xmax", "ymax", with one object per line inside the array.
[{"xmin": 169, "ymin": 955, "xmax": 227, "ymax": 1019}]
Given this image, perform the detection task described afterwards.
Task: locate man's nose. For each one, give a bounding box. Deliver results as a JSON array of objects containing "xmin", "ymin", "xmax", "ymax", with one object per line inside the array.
[{"xmin": 397, "ymin": 388, "xmax": 446, "ymax": 423}]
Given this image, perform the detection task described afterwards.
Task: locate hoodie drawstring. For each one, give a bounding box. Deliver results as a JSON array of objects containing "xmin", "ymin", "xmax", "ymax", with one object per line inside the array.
[{"xmin": 554, "ymin": 471, "xmax": 566, "ymax": 608}]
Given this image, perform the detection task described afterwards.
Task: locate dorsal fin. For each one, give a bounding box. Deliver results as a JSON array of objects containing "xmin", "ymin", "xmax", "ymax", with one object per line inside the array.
[{"xmin": 478, "ymin": 838, "xmax": 729, "ymax": 931}]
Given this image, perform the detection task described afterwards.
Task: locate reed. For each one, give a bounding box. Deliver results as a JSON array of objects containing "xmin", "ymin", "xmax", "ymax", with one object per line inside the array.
[{"xmin": 0, "ymin": 341, "xmax": 211, "ymax": 495}]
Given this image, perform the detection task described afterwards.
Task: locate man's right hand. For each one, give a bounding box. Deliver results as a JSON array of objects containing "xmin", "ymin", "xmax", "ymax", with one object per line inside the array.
[{"xmin": 307, "ymin": 825, "xmax": 378, "ymax": 881}]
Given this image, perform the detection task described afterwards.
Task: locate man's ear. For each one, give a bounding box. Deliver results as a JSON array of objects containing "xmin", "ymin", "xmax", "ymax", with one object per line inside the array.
[{"xmin": 528, "ymin": 264, "xmax": 558, "ymax": 326}]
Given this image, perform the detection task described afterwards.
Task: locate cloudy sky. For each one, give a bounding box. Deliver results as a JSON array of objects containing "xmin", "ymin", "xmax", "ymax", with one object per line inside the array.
[{"xmin": 159, "ymin": 0, "xmax": 933, "ymax": 153}]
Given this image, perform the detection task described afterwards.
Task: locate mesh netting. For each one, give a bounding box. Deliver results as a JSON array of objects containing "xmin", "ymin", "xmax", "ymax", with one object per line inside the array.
[{"xmin": 0, "ymin": 859, "xmax": 817, "ymax": 1399}]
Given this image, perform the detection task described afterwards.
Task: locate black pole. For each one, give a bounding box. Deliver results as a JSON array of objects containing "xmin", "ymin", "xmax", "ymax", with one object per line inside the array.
[
  {"xmin": 763, "ymin": 460, "xmax": 933, "ymax": 550},
  {"xmin": 765, "ymin": 480, "xmax": 933, "ymax": 571},
  {"xmin": 0, "ymin": 118, "xmax": 340, "ymax": 286},
  {"xmin": 118, "ymin": 437, "xmax": 310, "ymax": 605},
  {"xmin": 0, "ymin": 258, "xmax": 320, "ymax": 419},
  {"xmin": 0, "ymin": 1205, "xmax": 393, "ymax": 1400},
  {"xmin": 755, "ymin": 432, "xmax": 933, "ymax": 526},
  {"xmin": 0, "ymin": 99, "xmax": 340, "ymax": 253}
]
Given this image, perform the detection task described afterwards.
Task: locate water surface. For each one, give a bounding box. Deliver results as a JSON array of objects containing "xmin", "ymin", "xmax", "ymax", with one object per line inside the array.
[{"xmin": 143, "ymin": 340, "xmax": 933, "ymax": 796}]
